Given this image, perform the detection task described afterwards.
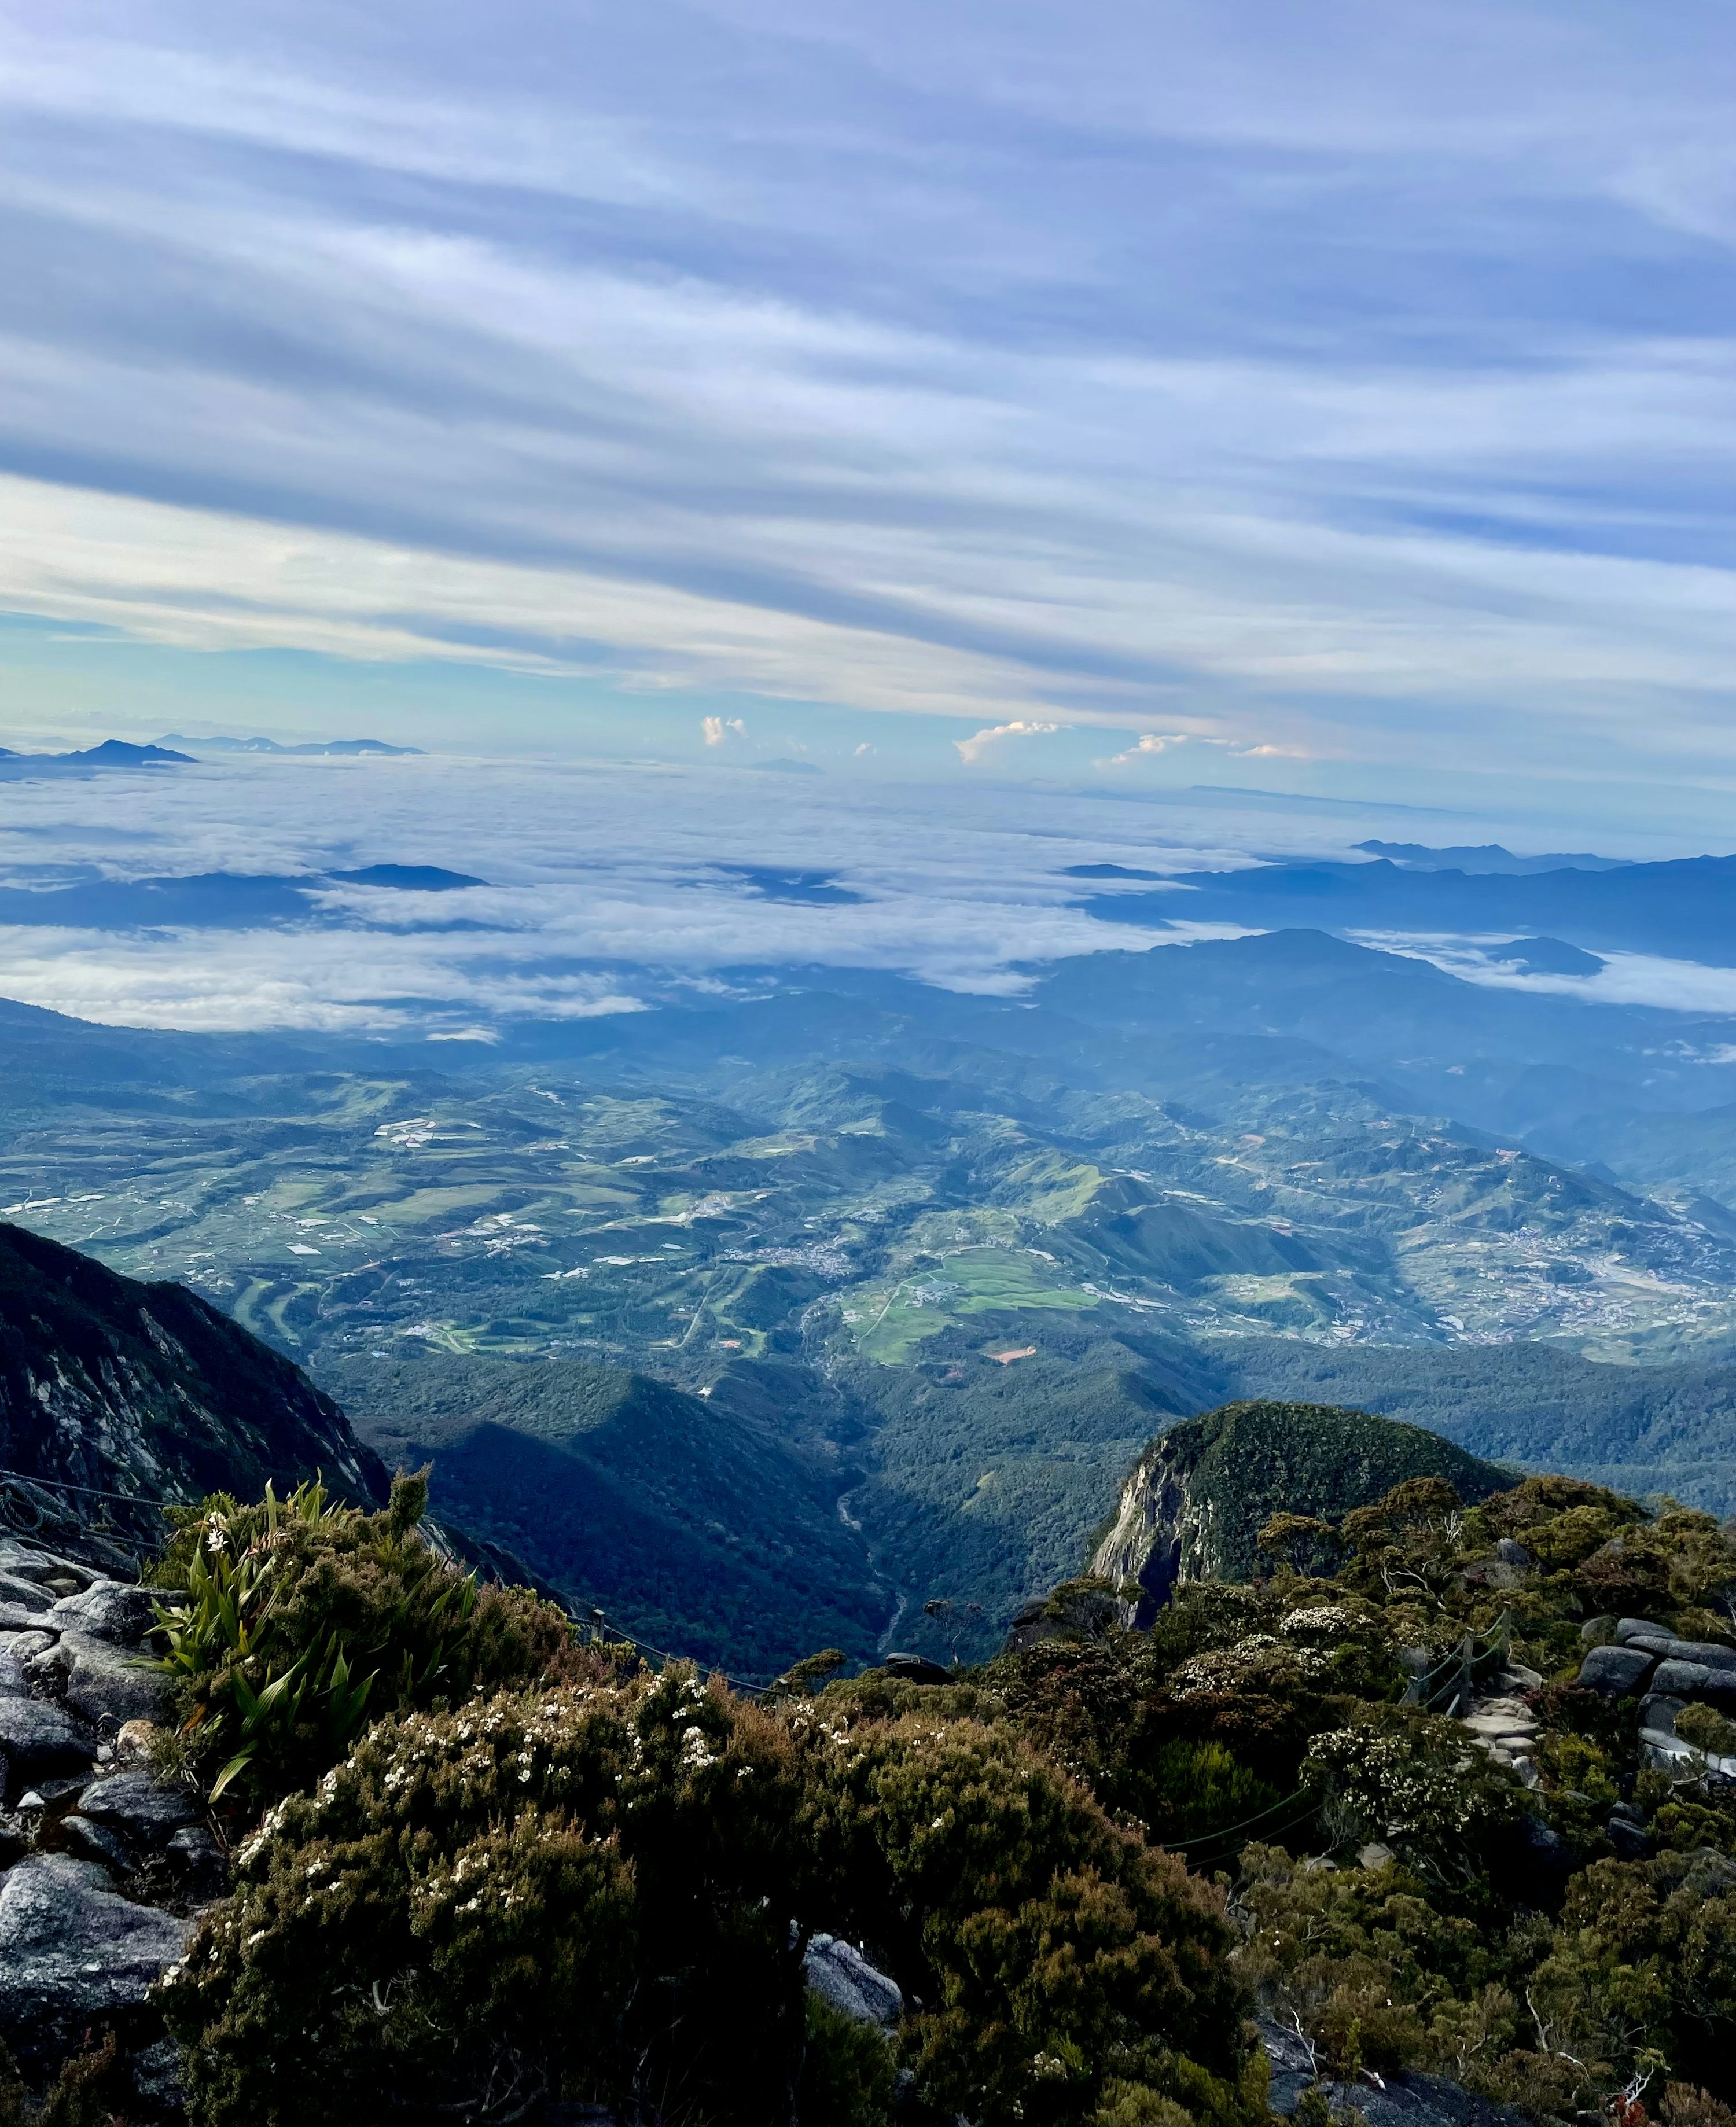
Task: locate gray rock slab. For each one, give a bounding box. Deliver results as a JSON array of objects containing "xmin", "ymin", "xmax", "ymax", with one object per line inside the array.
[
  {"xmin": 0, "ymin": 1853, "xmax": 189, "ymax": 2064},
  {"xmin": 61, "ymin": 1812, "xmax": 133, "ymax": 1872},
  {"xmin": 1259, "ymin": 2018, "xmax": 1524, "ymax": 2127},
  {"xmin": 1652, "ymin": 1660, "xmax": 1736, "ymax": 1706},
  {"xmin": 1577, "ymin": 1643, "xmax": 1657, "ymax": 1695},
  {"xmin": 1463, "ymin": 1717, "xmax": 1535, "ymax": 1744},
  {"xmin": 77, "ymin": 1769, "xmax": 198, "ymax": 1846},
  {"xmin": 46, "ymin": 1582, "xmax": 163, "ymax": 1647},
  {"xmin": 1664, "ymin": 1640, "xmax": 1736, "ymax": 1674},
  {"xmin": 0, "ymin": 1696, "xmax": 95, "ymax": 1800},
  {"xmin": 0, "ymin": 1545, "xmax": 92, "ymax": 1590},
  {"xmin": 1614, "ymin": 1617, "xmax": 1675, "ymax": 1644},
  {"xmin": 129, "ymin": 2037, "xmax": 186, "ymax": 2115},
  {"xmin": 0, "ymin": 1573, "xmax": 56, "ymax": 1615},
  {"xmin": 166, "ymin": 1824, "xmax": 227, "ymax": 1896},
  {"xmin": 882, "ymin": 1652, "xmax": 951, "ymax": 1684},
  {"xmin": 0, "ymin": 1629, "xmax": 56, "ymax": 1694},
  {"xmin": 1606, "ymin": 1814, "xmax": 1652, "ymax": 1860},
  {"xmin": 55, "ymin": 1629, "xmax": 170, "ymax": 1726},
  {"xmin": 804, "ymin": 1934, "xmax": 903, "ymax": 2028}
]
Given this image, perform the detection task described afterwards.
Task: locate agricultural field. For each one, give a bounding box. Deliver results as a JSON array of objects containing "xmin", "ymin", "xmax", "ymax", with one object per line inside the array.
[{"xmin": 10, "ymin": 1044, "xmax": 1736, "ymax": 1402}]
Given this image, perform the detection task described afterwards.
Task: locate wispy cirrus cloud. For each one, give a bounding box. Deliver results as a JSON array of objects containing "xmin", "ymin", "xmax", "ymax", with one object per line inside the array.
[
  {"xmin": 0, "ymin": 4, "xmax": 1733, "ymax": 795},
  {"xmin": 1096, "ymin": 731, "xmax": 1310, "ymax": 768}
]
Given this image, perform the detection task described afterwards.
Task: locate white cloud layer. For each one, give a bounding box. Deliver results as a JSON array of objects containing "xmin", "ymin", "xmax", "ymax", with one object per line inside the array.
[
  {"xmin": 2, "ymin": 757, "xmax": 1733, "ymax": 1033},
  {"xmin": 0, "ymin": 755, "xmax": 1279, "ymax": 1025}
]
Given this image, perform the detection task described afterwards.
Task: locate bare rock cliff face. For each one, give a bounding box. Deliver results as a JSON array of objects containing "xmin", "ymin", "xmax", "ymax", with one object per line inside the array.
[
  {"xmin": 1089, "ymin": 1437, "xmax": 1200, "ymax": 1599},
  {"xmin": 1091, "ymin": 1436, "xmax": 1223, "ymax": 1618},
  {"xmin": 1091, "ymin": 1399, "xmax": 1507, "ymax": 1622}
]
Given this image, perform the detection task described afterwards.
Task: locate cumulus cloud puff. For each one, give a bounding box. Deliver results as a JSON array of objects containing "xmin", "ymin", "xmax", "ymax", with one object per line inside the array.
[{"xmin": 954, "ymin": 720, "xmax": 1066, "ymax": 765}]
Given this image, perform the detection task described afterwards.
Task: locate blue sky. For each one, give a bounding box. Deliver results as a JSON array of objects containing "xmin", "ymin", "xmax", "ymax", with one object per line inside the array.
[{"xmin": 1, "ymin": 1, "xmax": 1733, "ymax": 826}]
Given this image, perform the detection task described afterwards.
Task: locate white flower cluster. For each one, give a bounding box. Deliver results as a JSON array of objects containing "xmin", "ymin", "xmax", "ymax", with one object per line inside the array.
[
  {"xmin": 1278, "ymin": 1605, "xmax": 1370, "ymax": 1644},
  {"xmin": 681, "ymin": 1724, "xmax": 719, "ymax": 1771},
  {"xmin": 1303, "ymin": 1722, "xmax": 1506, "ymax": 1841},
  {"xmin": 236, "ymin": 1798, "xmax": 292, "ymax": 1873},
  {"xmin": 1169, "ymin": 1636, "xmax": 1309, "ymax": 1698}
]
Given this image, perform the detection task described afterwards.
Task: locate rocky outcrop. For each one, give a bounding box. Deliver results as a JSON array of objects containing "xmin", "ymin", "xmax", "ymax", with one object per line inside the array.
[
  {"xmin": 803, "ymin": 1934, "xmax": 903, "ymax": 2028},
  {"xmin": 0, "ymin": 1855, "xmax": 190, "ymax": 2071},
  {"xmin": 1575, "ymin": 1614, "xmax": 1736, "ymax": 1776},
  {"xmin": 1259, "ymin": 2015, "xmax": 1525, "ymax": 2127},
  {"xmin": 0, "ymin": 1221, "xmax": 387, "ymax": 1569},
  {"xmin": 1579, "ymin": 1642, "xmax": 1658, "ymax": 1695},
  {"xmin": 1092, "ymin": 1434, "xmax": 1202, "ymax": 1616},
  {"xmin": 1091, "ymin": 1401, "xmax": 1507, "ymax": 1620},
  {"xmin": 0, "ymin": 1530, "xmax": 217, "ymax": 2117}
]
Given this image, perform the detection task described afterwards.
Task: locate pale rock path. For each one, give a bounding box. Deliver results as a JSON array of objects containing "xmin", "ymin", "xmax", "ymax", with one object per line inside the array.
[{"xmin": 1456, "ymin": 1665, "xmax": 1545, "ymax": 1787}]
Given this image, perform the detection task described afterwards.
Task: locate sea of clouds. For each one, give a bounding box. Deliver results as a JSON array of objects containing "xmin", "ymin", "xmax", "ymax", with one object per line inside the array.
[
  {"xmin": 2, "ymin": 752, "xmax": 1733, "ymax": 1035},
  {"xmin": 0, "ymin": 753, "xmax": 1266, "ymax": 1030}
]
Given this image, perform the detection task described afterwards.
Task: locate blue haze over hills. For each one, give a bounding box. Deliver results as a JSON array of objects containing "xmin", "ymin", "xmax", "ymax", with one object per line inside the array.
[{"xmin": 5, "ymin": 753, "xmax": 1736, "ymax": 1663}]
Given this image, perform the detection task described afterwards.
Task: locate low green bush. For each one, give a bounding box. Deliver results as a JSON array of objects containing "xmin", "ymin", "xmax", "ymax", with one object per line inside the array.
[
  {"xmin": 796, "ymin": 1995, "xmax": 898, "ymax": 2127},
  {"xmin": 796, "ymin": 1705, "xmax": 1251, "ymax": 2126},
  {"xmin": 163, "ymin": 1669, "xmax": 823, "ymax": 2127},
  {"xmin": 164, "ymin": 1665, "xmax": 1255, "ymax": 2127},
  {"xmin": 1675, "ymin": 1702, "xmax": 1736, "ymax": 1759},
  {"xmin": 148, "ymin": 1473, "xmax": 572, "ymax": 1804},
  {"xmin": 152, "ymin": 1465, "xmax": 1736, "ymax": 2124}
]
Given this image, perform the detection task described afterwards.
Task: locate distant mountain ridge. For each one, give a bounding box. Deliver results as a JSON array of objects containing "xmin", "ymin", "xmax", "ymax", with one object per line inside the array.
[
  {"xmin": 156, "ymin": 733, "xmax": 421, "ymax": 756},
  {"xmin": 1353, "ymin": 838, "xmax": 1630, "ymax": 873},
  {"xmin": 0, "ymin": 865, "xmax": 488, "ymax": 933},
  {"xmin": 1091, "ymin": 851, "xmax": 1736, "ymax": 965},
  {"xmin": 0, "ymin": 741, "xmax": 190, "ymax": 779}
]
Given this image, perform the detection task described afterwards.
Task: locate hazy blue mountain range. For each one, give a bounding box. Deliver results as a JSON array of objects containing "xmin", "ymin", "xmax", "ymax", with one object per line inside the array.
[
  {"xmin": 1093, "ymin": 851, "xmax": 1736, "ymax": 965},
  {"xmin": 0, "ymin": 866, "xmax": 488, "ymax": 932},
  {"xmin": 156, "ymin": 733, "xmax": 422, "ymax": 756},
  {"xmin": 0, "ymin": 740, "xmax": 191, "ymax": 779},
  {"xmin": 1351, "ymin": 839, "xmax": 1631, "ymax": 873}
]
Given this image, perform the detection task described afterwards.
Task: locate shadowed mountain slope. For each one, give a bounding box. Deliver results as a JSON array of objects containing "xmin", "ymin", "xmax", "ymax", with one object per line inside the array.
[
  {"xmin": 326, "ymin": 1352, "xmax": 887, "ymax": 1679},
  {"xmin": 0, "ymin": 1221, "xmax": 386, "ymax": 1545}
]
